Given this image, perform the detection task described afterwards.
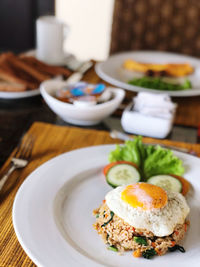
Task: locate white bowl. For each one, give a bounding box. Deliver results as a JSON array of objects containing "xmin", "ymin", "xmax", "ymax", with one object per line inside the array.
[{"xmin": 40, "ymin": 80, "xmax": 125, "ymax": 125}]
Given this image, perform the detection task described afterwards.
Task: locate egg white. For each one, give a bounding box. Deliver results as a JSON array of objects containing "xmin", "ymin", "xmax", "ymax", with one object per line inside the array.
[{"xmin": 105, "ymin": 185, "xmax": 190, "ymax": 237}]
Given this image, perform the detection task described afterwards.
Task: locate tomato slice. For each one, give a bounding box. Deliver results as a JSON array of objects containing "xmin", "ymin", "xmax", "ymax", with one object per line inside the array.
[
  {"xmin": 103, "ymin": 161, "xmax": 139, "ymax": 176},
  {"xmin": 170, "ymin": 174, "xmax": 190, "ymax": 196}
]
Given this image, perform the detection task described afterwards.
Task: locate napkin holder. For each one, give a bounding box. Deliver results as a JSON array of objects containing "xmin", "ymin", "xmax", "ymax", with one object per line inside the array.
[{"xmin": 121, "ymin": 104, "xmax": 175, "ymax": 139}]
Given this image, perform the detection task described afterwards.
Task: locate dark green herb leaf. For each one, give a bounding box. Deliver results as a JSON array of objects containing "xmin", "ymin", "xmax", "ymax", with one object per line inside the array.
[
  {"xmin": 134, "ymin": 236, "xmax": 148, "ymax": 246},
  {"xmin": 168, "ymin": 245, "xmax": 185, "ymax": 253},
  {"xmin": 95, "ymin": 214, "xmax": 99, "ymax": 218},
  {"xmin": 142, "ymin": 248, "xmax": 157, "ymax": 259},
  {"xmin": 128, "ymin": 77, "xmax": 192, "ymax": 91},
  {"xmin": 101, "ymin": 211, "xmax": 114, "ymax": 227},
  {"xmin": 178, "ymin": 246, "xmax": 185, "ymax": 253},
  {"xmin": 108, "ymin": 245, "xmax": 118, "ymax": 252},
  {"xmin": 168, "ymin": 246, "xmax": 177, "ymax": 252}
]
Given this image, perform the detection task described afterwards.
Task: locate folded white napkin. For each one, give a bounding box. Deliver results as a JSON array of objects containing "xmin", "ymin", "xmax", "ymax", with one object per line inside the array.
[{"xmin": 133, "ymin": 92, "xmax": 177, "ymax": 119}]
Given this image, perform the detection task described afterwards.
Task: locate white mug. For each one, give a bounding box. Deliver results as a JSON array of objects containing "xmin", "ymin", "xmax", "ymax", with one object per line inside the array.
[{"xmin": 36, "ymin": 16, "xmax": 69, "ymax": 65}]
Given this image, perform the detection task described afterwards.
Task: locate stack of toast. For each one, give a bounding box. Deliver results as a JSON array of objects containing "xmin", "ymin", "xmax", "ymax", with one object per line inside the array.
[{"xmin": 0, "ymin": 52, "xmax": 72, "ymax": 92}]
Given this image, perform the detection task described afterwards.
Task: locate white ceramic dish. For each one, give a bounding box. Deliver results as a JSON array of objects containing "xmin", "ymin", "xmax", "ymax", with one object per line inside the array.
[
  {"xmin": 0, "ymin": 88, "xmax": 40, "ymax": 99},
  {"xmin": 13, "ymin": 145, "xmax": 200, "ymax": 267},
  {"xmin": 40, "ymin": 80, "xmax": 125, "ymax": 125},
  {"xmin": 95, "ymin": 51, "xmax": 200, "ymax": 97}
]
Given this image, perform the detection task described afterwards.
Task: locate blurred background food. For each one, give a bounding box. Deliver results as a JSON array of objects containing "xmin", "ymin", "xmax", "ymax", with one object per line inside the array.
[{"xmin": 0, "ymin": 52, "xmax": 71, "ymax": 92}]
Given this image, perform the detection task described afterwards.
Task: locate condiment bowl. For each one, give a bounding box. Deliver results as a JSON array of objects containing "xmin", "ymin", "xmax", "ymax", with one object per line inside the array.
[{"xmin": 40, "ymin": 80, "xmax": 125, "ymax": 125}]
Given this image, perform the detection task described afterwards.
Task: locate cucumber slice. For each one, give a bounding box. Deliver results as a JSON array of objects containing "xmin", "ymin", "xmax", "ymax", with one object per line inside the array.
[
  {"xmin": 147, "ymin": 175, "xmax": 182, "ymax": 193},
  {"xmin": 106, "ymin": 163, "xmax": 140, "ymax": 188}
]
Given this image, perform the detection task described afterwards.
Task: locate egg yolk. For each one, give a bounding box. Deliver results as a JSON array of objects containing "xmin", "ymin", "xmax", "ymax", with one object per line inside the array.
[{"xmin": 121, "ymin": 183, "xmax": 168, "ymax": 210}]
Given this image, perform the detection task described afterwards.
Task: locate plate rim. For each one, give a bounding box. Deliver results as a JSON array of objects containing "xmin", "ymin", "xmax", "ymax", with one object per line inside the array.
[{"xmin": 0, "ymin": 88, "xmax": 40, "ymax": 99}]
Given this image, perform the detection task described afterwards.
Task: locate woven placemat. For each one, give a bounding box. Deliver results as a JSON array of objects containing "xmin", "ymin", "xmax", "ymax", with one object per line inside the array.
[
  {"xmin": 83, "ymin": 66, "xmax": 200, "ymax": 128},
  {"xmin": 0, "ymin": 122, "xmax": 200, "ymax": 266}
]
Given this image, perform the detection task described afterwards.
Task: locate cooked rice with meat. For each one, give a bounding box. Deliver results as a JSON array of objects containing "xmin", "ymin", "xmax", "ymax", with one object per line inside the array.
[{"xmin": 93, "ymin": 202, "xmax": 189, "ymax": 258}]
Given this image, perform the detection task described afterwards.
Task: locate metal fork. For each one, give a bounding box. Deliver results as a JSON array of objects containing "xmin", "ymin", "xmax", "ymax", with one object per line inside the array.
[{"xmin": 0, "ymin": 135, "xmax": 34, "ymax": 191}]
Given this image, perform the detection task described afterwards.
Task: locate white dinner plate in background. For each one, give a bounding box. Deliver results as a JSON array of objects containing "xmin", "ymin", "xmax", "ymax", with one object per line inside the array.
[{"xmin": 95, "ymin": 51, "xmax": 200, "ymax": 97}]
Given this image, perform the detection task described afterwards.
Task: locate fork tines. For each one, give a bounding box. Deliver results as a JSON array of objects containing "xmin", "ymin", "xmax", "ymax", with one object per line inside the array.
[{"xmin": 14, "ymin": 135, "xmax": 34, "ymax": 160}]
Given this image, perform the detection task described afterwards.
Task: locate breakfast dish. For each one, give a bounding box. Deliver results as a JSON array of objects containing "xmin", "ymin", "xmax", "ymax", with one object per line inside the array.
[
  {"xmin": 124, "ymin": 59, "xmax": 193, "ymax": 91},
  {"xmin": 94, "ymin": 137, "xmax": 191, "ymax": 259},
  {"xmin": 93, "ymin": 183, "xmax": 189, "ymax": 258},
  {"xmin": 13, "ymin": 145, "xmax": 199, "ymax": 266},
  {"xmin": 95, "ymin": 51, "xmax": 200, "ymax": 96},
  {"xmin": 123, "ymin": 59, "xmax": 194, "ymax": 77},
  {"xmin": 0, "ymin": 52, "xmax": 72, "ymax": 98}
]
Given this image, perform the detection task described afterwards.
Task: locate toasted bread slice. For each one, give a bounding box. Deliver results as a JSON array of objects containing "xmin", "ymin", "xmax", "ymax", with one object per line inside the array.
[
  {"xmin": 0, "ymin": 53, "xmax": 39, "ymax": 89},
  {"xmin": 20, "ymin": 55, "xmax": 72, "ymax": 78},
  {"xmin": 0, "ymin": 65, "xmax": 38, "ymax": 90},
  {"xmin": 4, "ymin": 52, "xmax": 51, "ymax": 82},
  {"xmin": 0, "ymin": 81, "xmax": 27, "ymax": 92}
]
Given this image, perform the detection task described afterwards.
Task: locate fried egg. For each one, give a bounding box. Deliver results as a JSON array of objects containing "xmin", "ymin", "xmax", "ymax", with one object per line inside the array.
[{"xmin": 105, "ymin": 183, "xmax": 190, "ymax": 237}]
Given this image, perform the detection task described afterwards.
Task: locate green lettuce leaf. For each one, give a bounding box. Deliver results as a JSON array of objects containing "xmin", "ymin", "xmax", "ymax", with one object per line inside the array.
[
  {"xmin": 108, "ymin": 137, "xmax": 184, "ymax": 180},
  {"xmin": 143, "ymin": 145, "xmax": 184, "ymax": 178},
  {"xmin": 108, "ymin": 136, "xmax": 144, "ymax": 167}
]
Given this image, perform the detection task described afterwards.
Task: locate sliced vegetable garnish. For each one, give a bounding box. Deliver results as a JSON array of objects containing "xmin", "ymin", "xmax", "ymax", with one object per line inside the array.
[
  {"xmin": 133, "ymin": 236, "xmax": 148, "ymax": 246},
  {"xmin": 169, "ymin": 174, "xmax": 190, "ymax": 196},
  {"xmin": 108, "ymin": 136, "xmax": 184, "ymax": 180},
  {"xmin": 103, "ymin": 162, "xmax": 118, "ymax": 176},
  {"xmin": 101, "ymin": 211, "xmax": 114, "ymax": 227},
  {"xmin": 142, "ymin": 248, "xmax": 157, "ymax": 259},
  {"xmin": 147, "ymin": 175, "xmax": 182, "ymax": 193},
  {"xmin": 108, "ymin": 245, "xmax": 118, "ymax": 252},
  {"xmin": 103, "ymin": 161, "xmax": 138, "ymax": 176},
  {"xmin": 105, "ymin": 162, "xmax": 140, "ymax": 188}
]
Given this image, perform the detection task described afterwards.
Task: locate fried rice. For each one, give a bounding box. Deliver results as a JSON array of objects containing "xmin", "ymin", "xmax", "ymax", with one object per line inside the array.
[{"xmin": 93, "ymin": 202, "xmax": 189, "ymax": 258}]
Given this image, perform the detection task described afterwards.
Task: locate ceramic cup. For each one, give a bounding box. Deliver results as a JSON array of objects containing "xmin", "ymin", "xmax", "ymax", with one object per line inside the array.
[{"xmin": 36, "ymin": 16, "xmax": 69, "ymax": 65}]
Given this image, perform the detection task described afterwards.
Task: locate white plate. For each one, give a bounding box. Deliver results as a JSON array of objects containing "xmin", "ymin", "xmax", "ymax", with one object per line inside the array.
[
  {"xmin": 0, "ymin": 88, "xmax": 40, "ymax": 99},
  {"xmin": 0, "ymin": 76, "xmax": 63, "ymax": 100},
  {"xmin": 13, "ymin": 145, "xmax": 200, "ymax": 267},
  {"xmin": 0, "ymin": 51, "xmax": 40, "ymax": 99},
  {"xmin": 95, "ymin": 51, "xmax": 200, "ymax": 97}
]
